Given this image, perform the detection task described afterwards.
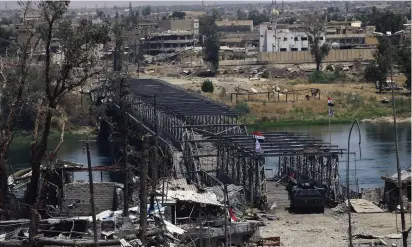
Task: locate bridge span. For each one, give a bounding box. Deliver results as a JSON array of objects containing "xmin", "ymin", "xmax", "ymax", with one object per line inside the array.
[{"xmin": 93, "ymin": 78, "xmax": 347, "ymax": 205}]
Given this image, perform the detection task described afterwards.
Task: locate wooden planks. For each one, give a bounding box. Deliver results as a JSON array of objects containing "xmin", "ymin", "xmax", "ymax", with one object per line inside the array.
[{"xmin": 348, "ymin": 199, "xmax": 384, "ymax": 213}]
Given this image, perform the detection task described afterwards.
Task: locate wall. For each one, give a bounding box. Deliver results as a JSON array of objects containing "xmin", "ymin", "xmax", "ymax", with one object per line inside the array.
[
  {"xmin": 63, "ymin": 182, "xmax": 124, "ymax": 216},
  {"xmin": 158, "ymin": 19, "xmax": 199, "ymax": 34},
  {"xmin": 216, "ymin": 20, "xmax": 253, "ymax": 32},
  {"xmin": 258, "ymin": 48, "xmax": 375, "ymax": 64},
  {"xmin": 259, "ymin": 23, "xmax": 325, "ymax": 52}
]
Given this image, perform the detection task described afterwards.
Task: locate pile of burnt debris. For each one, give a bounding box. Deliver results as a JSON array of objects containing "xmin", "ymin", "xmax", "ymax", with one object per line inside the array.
[{"xmin": 0, "ymin": 174, "xmax": 266, "ymax": 247}]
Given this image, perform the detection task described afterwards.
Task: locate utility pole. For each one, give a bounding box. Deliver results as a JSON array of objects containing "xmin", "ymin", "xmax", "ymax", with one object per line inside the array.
[
  {"xmin": 372, "ymin": 30, "xmax": 407, "ymax": 247},
  {"xmin": 122, "ymin": 101, "xmax": 129, "ymax": 216},
  {"xmin": 86, "ymin": 142, "xmax": 99, "ymax": 247},
  {"xmin": 223, "ymin": 184, "xmax": 228, "ymax": 247},
  {"xmin": 388, "ymin": 36, "xmax": 407, "ymax": 247},
  {"xmin": 140, "ymin": 135, "xmax": 151, "ymax": 247}
]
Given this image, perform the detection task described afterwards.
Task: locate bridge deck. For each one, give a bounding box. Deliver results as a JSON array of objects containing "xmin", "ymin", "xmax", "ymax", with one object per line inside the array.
[{"xmin": 129, "ymin": 79, "xmax": 238, "ymax": 117}]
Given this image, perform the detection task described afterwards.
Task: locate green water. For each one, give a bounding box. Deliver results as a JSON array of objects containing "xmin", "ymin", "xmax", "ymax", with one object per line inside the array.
[{"xmin": 9, "ymin": 122, "xmax": 411, "ymax": 189}]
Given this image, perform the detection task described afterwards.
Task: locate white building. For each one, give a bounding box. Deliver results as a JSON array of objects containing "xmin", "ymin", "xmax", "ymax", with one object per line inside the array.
[{"xmin": 259, "ymin": 23, "xmax": 326, "ymax": 52}]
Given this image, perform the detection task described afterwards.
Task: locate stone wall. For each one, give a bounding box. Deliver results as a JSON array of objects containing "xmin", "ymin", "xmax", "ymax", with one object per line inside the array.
[
  {"xmin": 63, "ymin": 182, "xmax": 124, "ymax": 216},
  {"xmin": 258, "ymin": 49, "xmax": 375, "ymax": 64}
]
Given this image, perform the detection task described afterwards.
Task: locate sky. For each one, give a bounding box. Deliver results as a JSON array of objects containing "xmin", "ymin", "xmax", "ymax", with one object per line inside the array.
[{"xmin": 0, "ymin": 0, "xmax": 405, "ymax": 10}]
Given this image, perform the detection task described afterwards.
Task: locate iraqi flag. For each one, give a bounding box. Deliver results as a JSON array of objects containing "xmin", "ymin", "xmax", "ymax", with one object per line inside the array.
[
  {"xmin": 252, "ymin": 131, "xmax": 265, "ymax": 142},
  {"xmin": 327, "ymin": 97, "xmax": 335, "ymax": 107},
  {"xmin": 229, "ymin": 208, "xmax": 237, "ymax": 222}
]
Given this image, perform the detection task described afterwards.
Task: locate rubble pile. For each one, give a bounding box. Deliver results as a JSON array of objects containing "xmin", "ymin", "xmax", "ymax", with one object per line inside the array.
[{"xmin": 331, "ymin": 203, "xmax": 348, "ymax": 215}]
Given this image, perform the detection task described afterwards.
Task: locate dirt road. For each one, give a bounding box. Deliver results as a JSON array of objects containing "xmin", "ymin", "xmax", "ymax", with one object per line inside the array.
[{"xmin": 259, "ymin": 181, "xmax": 411, "ymax": 247}]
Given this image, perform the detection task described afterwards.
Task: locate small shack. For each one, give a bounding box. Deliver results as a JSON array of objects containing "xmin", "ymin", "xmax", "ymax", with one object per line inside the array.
[{"xmin": 381, "ymin": 169, "xmax": 411, "ymax": 212}]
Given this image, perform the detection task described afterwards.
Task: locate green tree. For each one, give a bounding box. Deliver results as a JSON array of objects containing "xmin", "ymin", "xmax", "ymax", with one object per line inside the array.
[
  {"xmin": 248, "ymin": 9, "xmax": 269, "ymax": 26},
  {"xmin": 142, "ymin": 6, "xmax": 151, "ymax": 17},
  {"xmin": 305, "ymin": 14, "xmax": 330, "ymax": 71},
  {"xmin": 364, "ymin": 61, "xmax": 385, "ymax": 86},
  {"xmin": 396, "ymin": 40, "xmax": 411, "ymax": 89},
  {"xmin": 373, "ymin": 37, "xmax": 391, "ymax": 93},
  {"xmin": 237, "ymin": 9, "xmax": 247, "ymax": 20},
  {"xmin": 200, "ymin": 15, "xmax": 220, "ymax": 73},
  {"xmin": 26, "ymin": 1, "xmax": 109, "ymax": 206},
  {"xmin": 356, "ymin": 7, "xmax": 406, "ymax": 40},
  {"xmin": 171, "ymin": 11, "xmax": 186, "ymax": 20}
]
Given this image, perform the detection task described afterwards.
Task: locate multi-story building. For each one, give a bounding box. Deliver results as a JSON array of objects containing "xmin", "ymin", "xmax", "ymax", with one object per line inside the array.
[
  {"xmin": 158, "ymin": 19, "xmax": 199, "ymax": 35},
  {"xmin": 141, "ymin": 30, "xmax": 197, "ymax": 55},
  {"xmin": 325, "ymin": 21, "xmax": 378, "ymax": 47},
  {"xmin": 259, "ymin": 23, "xmax": 326, "ymax": 52},
  {"xmin": 215, "ymin": 19, "xmax": 254, "ymax": 33},
  {"xmin": 403, "ymin": 21, "xmax": 411, "ymax": 41}
]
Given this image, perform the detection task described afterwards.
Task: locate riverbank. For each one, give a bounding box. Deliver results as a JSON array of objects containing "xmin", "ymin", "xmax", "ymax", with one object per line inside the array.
[
  {"xmin": 11, "ymin": 127, "xmax": 96, "ymax": 144},
  {"xmin": 147, "ymin": 74, "xmax": 410, "ymax": 126}
]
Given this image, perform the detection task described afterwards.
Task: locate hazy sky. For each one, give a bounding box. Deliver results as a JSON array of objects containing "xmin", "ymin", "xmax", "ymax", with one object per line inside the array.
[{"xmin": 0, "ymin": 0, "xmax": 404, "ymax": 10}]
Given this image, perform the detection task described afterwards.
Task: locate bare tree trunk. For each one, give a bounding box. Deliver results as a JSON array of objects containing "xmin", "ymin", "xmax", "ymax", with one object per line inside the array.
[
  {"xmin": 316, "ymin": 62, "xmax": 320, "ymax": 71},
  {"xmin": 27, "ymin": 108, "xmax": 53, "ymax": 205},
  {"xmin": 0, "ymin": 154, "xmax": 7, "ymax": 218}
]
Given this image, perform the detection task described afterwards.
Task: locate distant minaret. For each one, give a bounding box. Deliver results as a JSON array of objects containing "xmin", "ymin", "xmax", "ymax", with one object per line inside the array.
[
  {"xmin": 5, "ymin": 2, "xmax": 7, "ymax": 11},
  {"xmin": 281, "ymin": 0, "xmax": 284, "ymax": 13},
  {"xmin": 345, "ymin": 1, "xmax": 349, "ymax": 21}
]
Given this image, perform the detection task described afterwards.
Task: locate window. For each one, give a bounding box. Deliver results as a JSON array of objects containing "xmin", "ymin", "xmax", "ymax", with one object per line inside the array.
[
  {"xmin": 283, "ymin": 37, "xmax": 287, "ymax": 41},
  {"xmin": 280, "ymin": 48, "xmax": 287, "ymax": 52},
  {"xmin": 294, "ymin": 37, "xmax": 299, "ymax": 41},
  {"xmin": 301, "ymin": 48, "xmax": 308, "ymax": 51},
  {"xmin": 291, "ymin": 48, "xmax": 298, "ymax": 51},
  {"xmin": 301, "ymin": 37, "xmax": 308, "ymax": 41},
  {"xmin": 319, "ymin": 37, "xmax": 324, "ymax": 40}
]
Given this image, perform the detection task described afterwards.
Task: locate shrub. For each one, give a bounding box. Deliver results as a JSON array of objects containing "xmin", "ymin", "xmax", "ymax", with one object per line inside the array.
[
  {"xmin": 201, "ymin": 80, "xmax": 214, "ymax": 93},
  {"xmin": 235, "ymin": 102, "xmax": 250, "ymax": 114},
  {"xmin": 308, "ymin": 71, "xmax": 343, "ymax": 83},
  {"xmin": 308, "ymin": 71, "xmax": 327, "ymax": 83},
  {"xmin": 261, "ymin": 71, "xmax": 270, "ymax": 78}
]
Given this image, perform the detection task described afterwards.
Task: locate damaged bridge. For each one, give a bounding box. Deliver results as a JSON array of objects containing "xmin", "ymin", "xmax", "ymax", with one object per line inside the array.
[{"xmin": 92, "ymin": 78, "xmax": 347, "ymax": 205}]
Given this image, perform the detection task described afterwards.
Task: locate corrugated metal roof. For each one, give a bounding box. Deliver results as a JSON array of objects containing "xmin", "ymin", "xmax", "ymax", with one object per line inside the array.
[
  {"xmin": 158, "ymin": 178, "xmax": 198, "ymax": 192},
  {"xmin": 165, "ymin": 190, "xmax": 222, "ymax": 207},
  {"xmin": 391, "ymin": 169, "xmax": 411, "ymax": 182},
  {"xmin": 382, "ymin": 169, "xmax": 411, "ymax": 184},
  {"xmin": 205, "ymin": 185, "xmax": 243, "ymax": 202}
]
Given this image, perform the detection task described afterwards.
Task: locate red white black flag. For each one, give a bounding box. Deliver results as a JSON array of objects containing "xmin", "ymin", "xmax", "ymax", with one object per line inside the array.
[
  {"xmin": 252, "ymin": 131, "xmax": 265, "ymax": 141},
  {"xmin": 327, "ymin": 97, "xmax": 335, "ymax": 107}
]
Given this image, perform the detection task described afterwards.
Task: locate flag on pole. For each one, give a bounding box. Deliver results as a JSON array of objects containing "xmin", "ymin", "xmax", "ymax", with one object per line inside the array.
[
  {"xmin": 255, "ymin": 139, "xmax": 263, "ymax": 153},
  {"xmin": 252, "ymin": 131, "xmax": 265, "ymax": 142},
  {"xmin": 327, "ymin": 97, "xmax": 335, "ymax": 107},
  {"xmin": 328, "ymin": 108, "xmax": 334, "ymax": 117},
  {"xmin": 229, "ymin": 208, "xmax": 237, "ymax": 222}
]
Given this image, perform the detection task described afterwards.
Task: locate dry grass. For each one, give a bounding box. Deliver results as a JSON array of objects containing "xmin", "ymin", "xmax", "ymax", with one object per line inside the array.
[{"xmin": 205, "ymin": 82, "xmax": 410, "ymax": 123}]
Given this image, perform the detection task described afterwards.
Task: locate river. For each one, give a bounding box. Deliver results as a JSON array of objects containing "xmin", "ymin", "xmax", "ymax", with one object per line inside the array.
[
  {"xmin": 260, "ymin": 122, "xmax": 411, "ymax": 189},
  {"xmin": 9, "ymin": 122, "xmax": 411, "ymax": 190}
]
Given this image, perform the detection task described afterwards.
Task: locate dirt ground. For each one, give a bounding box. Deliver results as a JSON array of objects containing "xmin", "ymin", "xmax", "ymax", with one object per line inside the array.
[{"xmin": 258, "ymin": 181, "xmax": 412, "ymax": 247}]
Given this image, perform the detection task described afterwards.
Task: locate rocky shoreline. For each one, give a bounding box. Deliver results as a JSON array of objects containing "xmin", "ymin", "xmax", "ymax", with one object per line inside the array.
[{"xmin": 361, "ymin": 116, "xmax": 411, "ymax": 124}]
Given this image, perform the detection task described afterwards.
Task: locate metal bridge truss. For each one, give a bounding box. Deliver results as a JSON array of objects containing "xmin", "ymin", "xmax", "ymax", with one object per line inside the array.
[
  {"xmin": 94, "ymin": 79, "xmax": 348, "ymax": 205},
  {"xmin": 195, "ymin": 133, "xmax": 346, "ymax": 203},
  {"xmin": 123, "ymin": 79, "xmax": 246, "ymax": 185}
]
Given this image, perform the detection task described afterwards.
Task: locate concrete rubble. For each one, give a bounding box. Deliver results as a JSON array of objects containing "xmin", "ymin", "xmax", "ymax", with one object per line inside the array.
[{"xmin": 0, "ymin": 177, "xmax": 263, "ymax": 246}]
